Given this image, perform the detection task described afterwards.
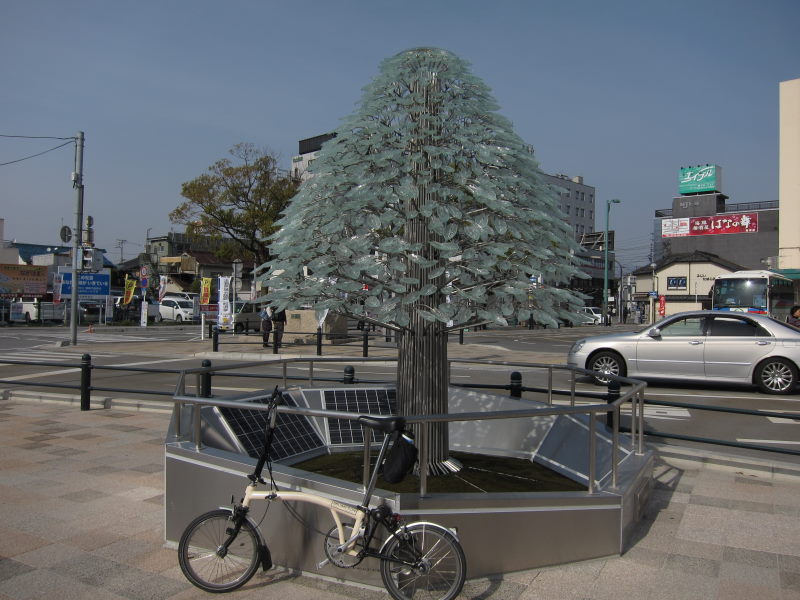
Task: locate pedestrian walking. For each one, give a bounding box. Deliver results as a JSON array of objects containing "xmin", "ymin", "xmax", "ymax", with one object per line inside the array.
[
  {"xmin": 260, "ymin": 305, "xmax": 273, "ymax": 346},
  {"xmin": 271, "ymin": 308, "xmax": 287, "ymax": 348},
  {"xmin": 788, "ymin": 305, "xmax": 800, "ymax": 329}
]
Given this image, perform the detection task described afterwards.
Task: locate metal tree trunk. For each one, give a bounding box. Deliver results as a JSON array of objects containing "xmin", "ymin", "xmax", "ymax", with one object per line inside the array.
[{"xmin": 396, "ymin": 300, "xmax": 450, "ymax": 472}]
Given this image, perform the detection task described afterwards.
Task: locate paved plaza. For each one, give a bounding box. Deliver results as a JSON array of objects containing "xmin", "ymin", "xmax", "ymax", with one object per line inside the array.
[{"xmin": 1, "ymin": 395, "xmax": 799, "ymax": 600}]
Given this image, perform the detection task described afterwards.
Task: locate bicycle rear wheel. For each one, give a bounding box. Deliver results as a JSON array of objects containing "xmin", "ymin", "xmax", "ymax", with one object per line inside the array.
[
  {"xmin": 380, "ymin": 522, "xmax": 466, "ymax": 600},
  {"xmin": 178, "ymin": 509, "xmax": 261, "ymax": 593}
]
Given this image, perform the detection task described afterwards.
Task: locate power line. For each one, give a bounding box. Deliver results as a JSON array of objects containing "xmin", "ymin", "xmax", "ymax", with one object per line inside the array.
[
  {"xmin": 0, "ymin": 134, "xmax": 75, "ymax": 140},
  {"xmin": 0, "ymin": 140, "xmax": 74, "ymax": 167}
]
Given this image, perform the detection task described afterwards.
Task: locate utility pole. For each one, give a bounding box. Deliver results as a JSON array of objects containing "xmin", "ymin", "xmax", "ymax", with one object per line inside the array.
[
  {"xmin": 69, "ymin": 131, "xmax": 84, "ymax": 346},
  {"xmin": 116, "ymin": 239, "xmax": 128, "ymax": 263}
]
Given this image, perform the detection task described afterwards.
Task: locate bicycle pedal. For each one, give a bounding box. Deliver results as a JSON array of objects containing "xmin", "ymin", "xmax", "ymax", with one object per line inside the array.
[{"xmin": 318, "ymin": 558, "xmax": 330, "ymax": 569}]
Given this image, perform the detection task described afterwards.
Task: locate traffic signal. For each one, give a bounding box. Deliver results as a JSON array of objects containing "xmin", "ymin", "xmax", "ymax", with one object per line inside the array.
[
  {"xmin": 81, "ymin": 247, "xmax": 95, "ymax": 271},
  {"xmin": 81, "ymin": 247, "xmax": 103, "ymax": 271}
]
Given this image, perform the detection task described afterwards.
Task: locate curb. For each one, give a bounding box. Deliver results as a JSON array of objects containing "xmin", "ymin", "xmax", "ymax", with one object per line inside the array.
[{"xmin": 651, "ymin": 441, "xmax": 800, "ymax": 480}]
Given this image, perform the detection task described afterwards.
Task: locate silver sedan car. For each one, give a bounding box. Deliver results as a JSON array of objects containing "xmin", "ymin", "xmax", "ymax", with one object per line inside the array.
[{"xmin": 567, "ymin": 310, "xmax": 800, "ymax": 395}]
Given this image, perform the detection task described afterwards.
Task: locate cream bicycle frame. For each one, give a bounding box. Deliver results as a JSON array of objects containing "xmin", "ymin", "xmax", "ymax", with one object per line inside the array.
[{"xmin": 243, "ymin": 484, "xmax": 367, "ymax": 554}]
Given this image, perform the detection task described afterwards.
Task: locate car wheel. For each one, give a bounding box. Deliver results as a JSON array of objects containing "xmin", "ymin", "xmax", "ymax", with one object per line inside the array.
[
  {"xmin": 755, "ymin": 358, "xmax": 798, "ymax": 395},
  {"xmin": 588, "ymin": 351, "xmax": 627, "ymax": 385},
  {"xmin": 176, "ymin": 314, "xmax": 183, "ymax": 323},
  {"xmin": 234, "ymin": 322, "xmax": 244, "ymax": 333}
]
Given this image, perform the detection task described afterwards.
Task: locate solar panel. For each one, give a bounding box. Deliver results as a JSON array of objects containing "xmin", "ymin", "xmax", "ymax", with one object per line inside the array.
[
  {"xmin": 218, "ymin": 392, "xmax": 325, "ymax": 461},
  {"xmin": 324, "ymin": 388, "xmax": 396, "ymax": 446}
]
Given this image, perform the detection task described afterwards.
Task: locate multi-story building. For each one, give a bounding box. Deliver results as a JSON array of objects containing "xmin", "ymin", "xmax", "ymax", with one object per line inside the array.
[{"xmin": 652, "ymin": 165, "xmax": 779, "ymax": 270}]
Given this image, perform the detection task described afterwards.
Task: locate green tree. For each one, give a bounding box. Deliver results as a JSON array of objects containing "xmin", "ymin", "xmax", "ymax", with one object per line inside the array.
[
  {"xmin": 264, "ymin": 48, "xmax": 585, "ymax": 473},
  {"xmin": 171, "ymin": 143, "xmax": 297, "ymax": 265}
]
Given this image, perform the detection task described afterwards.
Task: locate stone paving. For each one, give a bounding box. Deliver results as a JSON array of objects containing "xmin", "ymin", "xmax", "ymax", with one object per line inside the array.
[{"xmin": 1, "ymin": 397, "xmax": 800, "ymax": 600}]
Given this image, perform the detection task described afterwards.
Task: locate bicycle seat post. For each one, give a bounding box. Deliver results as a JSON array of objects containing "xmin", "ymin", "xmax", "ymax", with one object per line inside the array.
[{"xmin": 360, "ymin": 425, "xmax": 395, "ymax": 508}]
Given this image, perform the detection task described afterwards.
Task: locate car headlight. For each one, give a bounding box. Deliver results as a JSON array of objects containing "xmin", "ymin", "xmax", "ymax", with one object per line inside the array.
[{"xmin": 570, "ymin": 340, "xmax": 586, "ymax": 354}]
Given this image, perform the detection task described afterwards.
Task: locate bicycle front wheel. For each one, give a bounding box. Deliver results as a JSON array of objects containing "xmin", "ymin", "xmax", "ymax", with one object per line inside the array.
[
  {"xmin": 380, "ymin": 522, "xmax": 466, "ymax": 600},
  {"xmin": 178, "ymin": 509, "xmax": 261, "ymax": 593}
]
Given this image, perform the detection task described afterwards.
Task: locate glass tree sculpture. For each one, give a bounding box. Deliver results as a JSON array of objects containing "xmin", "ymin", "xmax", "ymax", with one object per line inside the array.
[{"xmin": 263, "ymin": 48, "xmax": 585, "ymax": 473}]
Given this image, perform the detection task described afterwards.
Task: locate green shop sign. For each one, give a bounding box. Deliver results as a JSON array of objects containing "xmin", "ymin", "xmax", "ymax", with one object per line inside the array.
[{"xmin": 679, "ymin": 165, "xmax": 721, "ymax": 194}]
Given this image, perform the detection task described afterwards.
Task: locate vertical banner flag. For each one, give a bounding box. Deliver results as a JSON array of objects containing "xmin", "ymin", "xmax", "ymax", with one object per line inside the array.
[
  {"xmin": 200, "ymin": 277, "xmax": 212, "ymax": 305},
  {"xmin": 123, "ymin": 276, "xmax": 136, "ymax": 305},
  {"xmin": 218, "ymin": 276, "xmax": 232, "ymax": 329},
  {"xmin": 158, "ymin": 276, "xmax": 168, "ymax": 302},
  {"xmin": 52, "ymin": 274, "xmax": 63, "ymax": 304}
]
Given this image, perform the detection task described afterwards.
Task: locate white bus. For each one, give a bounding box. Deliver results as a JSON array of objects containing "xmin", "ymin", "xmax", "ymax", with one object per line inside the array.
[{"xmin": 711, "ymin": 270, "xmax": 797, "ymax": 321}]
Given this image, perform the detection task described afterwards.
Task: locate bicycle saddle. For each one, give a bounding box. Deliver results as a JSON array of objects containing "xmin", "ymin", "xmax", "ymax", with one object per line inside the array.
[{"xmin": 357, "ymin": 415, "xmax": 406, "ymax": 433}]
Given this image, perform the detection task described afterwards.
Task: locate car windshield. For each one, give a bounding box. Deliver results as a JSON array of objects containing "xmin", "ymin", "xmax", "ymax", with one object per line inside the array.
[{"xmin": 177, "ymin": 300, "xmax": 193, "ymax": 309}]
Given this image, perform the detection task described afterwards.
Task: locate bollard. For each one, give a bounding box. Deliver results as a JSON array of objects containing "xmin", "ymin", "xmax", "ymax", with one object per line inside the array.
[
  {"xmin": 343, "ymin": 366, "xmax": 355, "ymax": 384},
  {"xmin": 362, "ymin": 330, "xmax": 369, "ymax": 357},
  {"xmin": 273, "ymin": 336, "xmax": 279, "ymax": 354},
  {"xmin": 606, "ymin": 379, "xmax": 621, "ymax": 428},
  {"xmin": 459, "ymin": 328, "xmax": 464, "ymax": 345},
  {"xmin": 80, "ymin": 353, "xmax": 92, "ymax": 411},
  {"xmin": 212, "ymin": 327, "xmax": 219, "ymax": 352},
  {"xmin": 199, "ymin": 359, "xmax": 212, "ymax": 398},
  {"xmin": 316, "ymin": 327, "xmax": 323, "ymax": 356},
  {"xmin": 510, "ymin": 371, "xmax": 522, "ymax": 398}
]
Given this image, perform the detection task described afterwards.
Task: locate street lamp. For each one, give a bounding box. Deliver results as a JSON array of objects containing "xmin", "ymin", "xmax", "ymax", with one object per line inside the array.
[{"xmin": 603, "ymin": 198, "xmax": 621, "ymax": 326}]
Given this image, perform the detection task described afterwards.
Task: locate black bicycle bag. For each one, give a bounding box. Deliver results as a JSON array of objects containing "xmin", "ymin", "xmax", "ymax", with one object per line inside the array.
[{"xmin": 381, "ymin": 430, "xmax": 418, "ymax": 484}]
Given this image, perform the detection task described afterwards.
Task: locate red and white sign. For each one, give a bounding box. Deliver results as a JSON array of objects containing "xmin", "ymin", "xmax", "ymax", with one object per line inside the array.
[
  {"xmin": 658, "ymin": 295, "xmax": 666, "ymax": 317},
  {"xmin": 661, "ymin": 212, "xmax": 758, "ymax": 238}
]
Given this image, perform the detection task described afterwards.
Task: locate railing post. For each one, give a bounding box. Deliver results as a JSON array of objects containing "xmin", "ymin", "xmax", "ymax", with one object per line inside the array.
[
  {"xmin": 419, "ymin": 422, "xmax": 428, "ymax": 497},
  {"xmin": 362, "ymin": 330, "xmax": 369, "ymax": 357},
  {"xmin": 588, "ymin": 414, "xmax": 596, "ymax": 493},
  {"xmin": 547, "ymin": 367, "xmax": 553, "ymax": 405},
  {"xmin": 273, "ymin": 335, "xmax": 279, "ymax": 354},
  {"xmin": 316, "ymin": 327, "xmax": 323, "ymax": 356},
  {"xmin": 212, "ymin": 327, "xmax": 219, "ymax": 352},
  {"xmin": 637, "ymin": 388, "xmax": 645, "ymax": 455},
  {"xmin": 606, "ymin": 379, "xmax": 620, "ymax": 428},
  {"xmin": 80, "ymin": 353, "xmax": 92, "ymax": 411},
  {"xmin": 343, "ymin": 366, "xmax": 355, "ymax": 384},
  {"xmin": 510, "ymin": 371, "xmax": 522, "ymax": 398},
  {"xmin": 199, "ymin": 359, "xmax": 212, "ymax": 398},
  {"xmin": 459, "ymin": 328, "xmax": 464, "ymax": 345}
]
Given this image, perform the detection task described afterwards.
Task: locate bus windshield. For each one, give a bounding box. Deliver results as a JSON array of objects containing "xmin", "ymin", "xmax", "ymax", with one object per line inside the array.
[{"xmin": 712, "ymin": 278, "xmax": 767, "ymax": 311}]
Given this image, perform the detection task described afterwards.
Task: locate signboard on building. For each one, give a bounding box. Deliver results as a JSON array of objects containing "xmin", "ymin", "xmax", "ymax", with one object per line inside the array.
[
  {"xmin": 661, "ymin": 212, "xmax": 758, "ymax": 238},
  {"xmin": 0, "ymin": 264, "xmax": 48, "ymax": 297},
  {"xmin": 679, "ymin": 165, "xmax": 722, "ymax": 195},
  {"xmin": 59, "ymin": 270, "xmax": 111, "ymax": 299}
]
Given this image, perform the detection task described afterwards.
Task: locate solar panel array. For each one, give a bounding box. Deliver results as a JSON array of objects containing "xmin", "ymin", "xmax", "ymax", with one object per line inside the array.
[
  {"xmin": 218, "ymin": 392, "xmax": 325, "ymax": 460},
  {"xmin": 324, "ymin": 388, "xmax": 396, "ymax": 445}
]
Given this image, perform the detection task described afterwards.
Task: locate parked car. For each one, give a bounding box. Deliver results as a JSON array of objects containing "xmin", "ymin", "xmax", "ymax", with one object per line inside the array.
[
  {"xmin": 231, "ymin": 301, "xmax": 263, "ymax": 333},
  {"xmin": 567, "ymin": 310, "xmax": 800, "ymax": 395},
  {"xmin": 577, "ymin": 306, "xmax": 602, "ymax": 325},
  {"xmin": 158, "ymin": 297, "xmax": 197, "ymax": 323}
]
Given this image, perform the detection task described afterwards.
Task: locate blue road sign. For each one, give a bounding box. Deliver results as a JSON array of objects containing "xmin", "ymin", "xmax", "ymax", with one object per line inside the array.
[{"xmin": 61, "ymin": 271, "xmax": 111, "ymax": 299}]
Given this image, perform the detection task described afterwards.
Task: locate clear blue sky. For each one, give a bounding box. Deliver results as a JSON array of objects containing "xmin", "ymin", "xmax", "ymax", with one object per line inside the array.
[{"xmin": 2, "ymin": 0, "xmax": 798, "ymax": 271}]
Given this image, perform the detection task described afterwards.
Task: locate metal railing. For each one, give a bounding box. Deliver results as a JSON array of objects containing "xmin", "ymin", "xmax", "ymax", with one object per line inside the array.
[
  {"xmin": 170, "ymin": 367, "xmax": 647, "ymax": 495},
  {"xmin": 3, "ymin": 352, "xmax": 798, "ymax": 461},
  {"xmin": 210, "ymin": 326, "xmax": 471, "ymax": 356}
]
